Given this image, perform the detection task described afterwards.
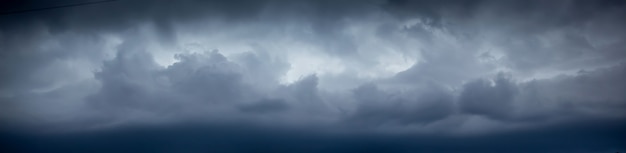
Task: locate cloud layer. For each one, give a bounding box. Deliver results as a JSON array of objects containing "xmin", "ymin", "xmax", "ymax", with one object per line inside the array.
[{"xmin": 1, "ymin": 0, "xmax": 626, "ymax": 152}]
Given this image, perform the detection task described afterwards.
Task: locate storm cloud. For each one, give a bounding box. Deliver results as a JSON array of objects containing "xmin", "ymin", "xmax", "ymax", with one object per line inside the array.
[{"xmin": 1, "ymin": 0, "xmax": 626, "ymax": 152}]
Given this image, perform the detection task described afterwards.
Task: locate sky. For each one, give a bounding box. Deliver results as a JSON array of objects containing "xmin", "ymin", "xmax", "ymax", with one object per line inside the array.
[{"xmin": 1, "ymin": 0, "xmax": 626, "ymax": 152}]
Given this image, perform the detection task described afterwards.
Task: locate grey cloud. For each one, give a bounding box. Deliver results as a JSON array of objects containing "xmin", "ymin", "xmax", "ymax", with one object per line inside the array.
[
  {"xmin": 347, "ymin": 83, "xmax": 454, "ymax": 125},
  {"xmin": 234, "ymin": 48, "xmax": 290, "ymax": 88},
  {"xmin": 459, "ymin": 73, "xmax": 518, "ymax": 121},
  {"xmin": 238, "ymin": 98, "xmax": 289, "ymax": 114},
  {"xmin": 278, "ymin": 74, "xmax": 331, "ymax": 113},
  {"xmin": 458, "ymin": 64, "xmax": 626, "ymax": 122},
  {"xmin": 89, "ymin": 40, "xmax": 174, "ymax": 113},
  {"xmin": 0, "ymin": 0, "xmax": 623, "ymax": 124},
  {"xmin": 1, "ymin": 0, "xmax": 626, "ymax": 152},
  {"xmin": 84, "ymin": 44, "xmax": 326, "ymax": 123},
  {"xmin": 383, "ymin": 0, "xmax": 626, "ymax": 32},
  {"xmin": 514, "ymin": 63, "xmax": 626, "ymax": 118},
  {"xmin": 165, "ymin": 51, "xmax": 246, "ymax": 104},
  {"xmin": 381, "ymin": 0, "xmax": 626, "ymax": 74},
  {"xmin": 87, "ymin": 47, "xmax": 260, "ymax": 120}
]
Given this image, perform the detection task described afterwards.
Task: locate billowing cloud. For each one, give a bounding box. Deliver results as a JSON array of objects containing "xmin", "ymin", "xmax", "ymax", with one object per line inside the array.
[{"xmin": 1, "ymin": 0, "xmax": 625, "ymax": 152}]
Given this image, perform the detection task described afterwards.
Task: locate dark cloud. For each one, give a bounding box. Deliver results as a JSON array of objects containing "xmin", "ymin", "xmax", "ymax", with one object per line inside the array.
[
  {"xmin": 460, "ymin": 73, "xmax": 518, "ymax": 121},
  {"xmin": 1, "ymin": 0, "xmax": 626, "ymax": 152},
  {"xmin": 238, "ymin": 98, "xmax": 289, "ymax": 114},
  {"xmin": 458, "ymin": 64, "xmax": 626, "ymax": 122},
  {"xmin": 347, "ymin": 83, "xmax": 454, "ymax": 125}
]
